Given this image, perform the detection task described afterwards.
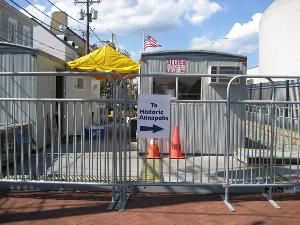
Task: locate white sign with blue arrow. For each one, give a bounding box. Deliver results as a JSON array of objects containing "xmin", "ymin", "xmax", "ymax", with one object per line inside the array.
[{"xmin": 137, "ymin": 94, "xmax": 171, "ymax": 138}]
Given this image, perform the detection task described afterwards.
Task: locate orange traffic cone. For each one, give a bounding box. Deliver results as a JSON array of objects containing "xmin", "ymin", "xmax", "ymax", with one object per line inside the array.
[
  {"xmin": 170, "ymin": 126, "xmax": 185, "ymax": 159},
  {"xmin": 147, "ymin": 138, "xmax": 161, "ymax": 159}
]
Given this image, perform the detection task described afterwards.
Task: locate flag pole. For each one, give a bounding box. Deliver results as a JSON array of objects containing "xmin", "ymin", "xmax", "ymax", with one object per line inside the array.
[{"xmin": 142, "ymin": 28, "xmax": 145, "ymax": 53}]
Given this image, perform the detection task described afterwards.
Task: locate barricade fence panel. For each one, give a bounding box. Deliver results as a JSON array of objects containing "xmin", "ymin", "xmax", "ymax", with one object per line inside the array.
[
  {"xmin": 229, "ymin": 102, "xmax": 300, "ymax": 186},
  {"xmin": 0, "ymin": 73, "xmax": 121, "ymax": 192},
  {"xmin": 0, "ymin": 99, "xmax": 118, "ymax": 183},
  {"xmin": 122, "ymin": 100, "xmax": 228, "ymax": 184},
  {"xmin": 120, "ymin": 73, "xmax": 247, "ymax": 188},
  {"xmin": 1, "ymin": 73, "xmax": 300, "ymax": 211}
]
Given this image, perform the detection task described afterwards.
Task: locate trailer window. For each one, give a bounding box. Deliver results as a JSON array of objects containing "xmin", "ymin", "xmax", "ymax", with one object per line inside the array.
[
  {"xmin": 178, "ymin": 77, "xmax": 201, "ymax": 100},
  {"xmin": 153, "ymin": 77, "xmax": 176, "ymax": 97},
  {"xmin": 211, "ymin": 66, "xmax": 241, "ymax": 83},
  {"xmin": 153, "ymin": 77, "xmax": 201, "ymax": 99}
]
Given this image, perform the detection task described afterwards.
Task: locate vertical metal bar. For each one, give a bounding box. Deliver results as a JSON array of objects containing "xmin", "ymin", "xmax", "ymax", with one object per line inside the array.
[
  {"xmin": 176, "ymin": 101, "xmax": 179, "ymax": 182},
  {"xmin": 216, "ymin": 103, "xmax": 220, "ymax": 182},
  {"xmin": 184, "ymin": 102, "xmax": 187, "ymax": 182},
  {"xmin": 80, "ymin": 103, "xmax": 84, "ymax": 181},
  {"xmin": 265, "ymin": 105, "xmax": 270, "ymax": 184},
  {"xmin": 261, "ymin": 105, "xmax": 266, "ymax": 183},
  {"xmin": 66, "ymin": 102, "xmax": 69, "ymax": 182},
  {"xmin": 238, "ymin": 103, "xmax": 243, "ymax": 184},
  {"xmin": 5, "ymin": 101, "xmax": 9, "ymax": 179},
  {"xmin": 137, "ymin": 102, "xmax": 140, "ymax": 183},
  {"xmin": 97, "ymin": 106, "xmax": 101, "ymax": 182},
  {"xmin": 243, "ymin": 105, "xmax": 248, "ymax": 184},
  {"xmin": 128, "ymin": 103, "xmax": 132, "ymax": 182},
  {"xmin": 50, "ymin": 103, "xmax": 54, "ymax": 181},
  {"xmin": 200, "ymin": 102, "xmax": 204, "ymax": 183},
  {"xmin": 28, "ymin": 101, "xmax": 32, "ymax": 180},
  {"xmin": 104, "ymin": 107, "xmax": 107, "ymax": 182},
  {"xmin": 192, "ymin": 102, "xmax": 195, "ymax": 183},
  {"xmin": 89, "ymin": 102, "xmax": 93, "ymax": 182},
  {"xmin": 269, "ymin": 102, "xmax": 276, "ymax": 185},
  {"xmin": 123, "ymin": 85, "xmax": 128, "ymax": 183},
  {"xmin": 258, "ymin": 105, "xmax": 262, "ymax": 183},
  {"xmin": 254, "ymin": 104, "xmax": 259, "ymax": 183},
  {"xmin": 168, "ymin": 102, "xmax": 172, "ymax": 183},
  {"xmin": 72, "ymin": 102, "xmax": 76, "ymax": 181},
  {"xmin": 234, "ymin": 104, "xmax": 239, "ymax": 184},
  {"xmin": 297, "ymin": 104, "xmax": 300, "ymax": 185},
  {"xmin": 246, "ymin": 105, "xmax": 251, "ymax": 183},
  {"xmin": 273, "ymin": 105, "xmax": 278, "ymax": 184},
  {"xmin": 225, "ymin": 81, "xmax": 232, "ymax": 202},
  {"xmin": 111, "ymin": 80, "xmax": 117, "ymax": 201},
  {"xmin": 281, "ymin": 106, "xmax": 286, "ymax": 183},
  {"xmin": 0, "ymin": 108, "xmax": 2, "ymax": 178},
  {"xmin": 13, "ymin": 101, "xmax": 16, "ymax": 180},
  {"xmin": 289, "ymin": 104, "xmax": 293, "ymax": 184},
  {"xmin": 145, "ymin": 138, "xmax": 148, "ymax": 182},
  {"xmin": 43, "ymin": 103, "xmax": 47, "ymax": 180},
  {"xmin": 228, "ymin": 103, "xmax": 235, "ymax": 183},
  {"xmin": 21, "ymin": 101, "xmax": 24, "ymax": 180},
  {"xmin": 208, "ymin": 102, "xmax": 211, "ymax": 183},
  {"xmin": 35, "ymin": 102, "xmax": 39, "ymax": 181},
  {"xmin": 58, "ymin": 102, "xmax": 62, "ymax": 180},
  {"xmin": 250, "ymin": 105, "xmax": 255, "ymax": 183}
]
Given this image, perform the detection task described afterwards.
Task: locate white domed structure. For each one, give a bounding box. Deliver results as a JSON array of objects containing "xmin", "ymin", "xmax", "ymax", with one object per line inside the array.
[{"xmin": 259, "ymin": 0, "xmax": 300, "ymax": 77}]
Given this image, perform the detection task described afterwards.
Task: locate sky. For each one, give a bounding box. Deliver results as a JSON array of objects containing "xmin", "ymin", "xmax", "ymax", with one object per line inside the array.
[{"xmin": 14, "ymin": 0, "xmax": 275, "ymax": 67}]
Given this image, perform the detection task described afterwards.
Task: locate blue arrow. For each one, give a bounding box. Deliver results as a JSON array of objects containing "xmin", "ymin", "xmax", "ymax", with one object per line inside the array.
[{"xmin": 140, "ymin": 124, "xmax": 164, "ymax": 133}]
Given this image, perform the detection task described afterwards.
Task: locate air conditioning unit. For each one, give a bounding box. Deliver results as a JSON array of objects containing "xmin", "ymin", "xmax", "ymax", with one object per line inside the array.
[{"xmin": 209, "ymin": 77, "xmax": 240, "ymax": 85}]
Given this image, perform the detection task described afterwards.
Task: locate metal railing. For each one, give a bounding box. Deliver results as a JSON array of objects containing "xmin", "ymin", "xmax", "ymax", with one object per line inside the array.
[{"xmin": 1, "ymin": 72, "xmax": 300, "ymax": 212}]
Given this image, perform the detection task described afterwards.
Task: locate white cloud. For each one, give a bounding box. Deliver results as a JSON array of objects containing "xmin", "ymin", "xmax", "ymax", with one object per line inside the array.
[
  {"xmin": 186, "ymin": 0, "xmax": 222, "ymax": 24},
  {"xmin": 21, "ymin": 4, "xmax": 52, "ymax": 27},
  {"xmin": 189, "ymin": 13, "xmax": 262, "ymax": 54},
  {"xmin": 22, "ymin": 0, "xmax": 222, "ymax": 35}
]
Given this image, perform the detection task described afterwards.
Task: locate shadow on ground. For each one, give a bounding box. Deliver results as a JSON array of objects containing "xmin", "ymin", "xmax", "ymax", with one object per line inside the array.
[{"xmin": 1, "ymin": 191, "xmax": 300, "ymax": 223}]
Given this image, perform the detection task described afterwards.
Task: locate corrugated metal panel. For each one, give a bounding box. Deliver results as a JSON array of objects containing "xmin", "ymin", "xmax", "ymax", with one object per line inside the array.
[
  {"xmin": 0, "ymin": 52, "xmax": 37, "ymax": 123},
  {"xmin": 140, "ymin": 52, "xmax": 247, "ymax": 155}
]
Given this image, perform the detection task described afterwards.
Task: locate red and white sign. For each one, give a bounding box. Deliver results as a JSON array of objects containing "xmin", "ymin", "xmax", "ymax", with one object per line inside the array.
[{"xmin": 166, "ymin": 59, "xmax": 187, "ymax": 73}]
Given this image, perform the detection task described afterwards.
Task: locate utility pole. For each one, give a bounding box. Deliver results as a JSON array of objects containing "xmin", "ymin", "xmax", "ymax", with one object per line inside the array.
[
  {"xmin": 75, "ymin": 0, "xmax": 101, "ymax": 54},
  {"xmin": 111, "ymin": 33, "xmax": 115, "ymax": 48},
  {"xmin": 86, "ymin": 0, "xmax": 90, "ymax": 54}
]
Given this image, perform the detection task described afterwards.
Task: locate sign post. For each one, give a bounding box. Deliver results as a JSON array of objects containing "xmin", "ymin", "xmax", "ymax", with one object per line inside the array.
[{"xmin": 137, "ymin": 94, "xmax": 171, "ymax": 139}]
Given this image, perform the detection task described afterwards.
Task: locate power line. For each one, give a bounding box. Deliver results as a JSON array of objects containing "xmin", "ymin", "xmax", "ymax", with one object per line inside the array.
[
  {"xmin": 23, "ymin": 0, "xmax": 84, "ymax": 32},
  {"xmin": 1, "ymin": 25, "xmax": 77, "ymax": 61},
  {"xmin": 8, "ymin": 0, "xmax": 85, "ymax": 39},
  {"xmin": 47, "ymin": 0, "xmax": 86, "ymax": 27},
  {"xmin": 46, "ymin": 0, "xmax": 106, "ymax": 44},
  {"xmin": 0, "ymin": 36, "xmax": 75, "ymax": 64},
  {"xmin": 75, "ymin": 0, "xmax": 102, "ymax": 54}
]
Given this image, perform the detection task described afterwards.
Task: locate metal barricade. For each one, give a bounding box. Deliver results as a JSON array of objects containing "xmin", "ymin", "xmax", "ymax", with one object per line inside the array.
[
  {"xmin": 1, "ymin": 72, "xmax": 300, "ymax": 212},
  {"xmin": 116, "ymin": 73, "xmax": 246, "ymax": 211},
  {"xmin": 0, "ymin": 72, "xmax": 121, "ymax": 208},
  {"xmin": 226, "ymin": 75, "xmax": 300, "ymax": 210}
]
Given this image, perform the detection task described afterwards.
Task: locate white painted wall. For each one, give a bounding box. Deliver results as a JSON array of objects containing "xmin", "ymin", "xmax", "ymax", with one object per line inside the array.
[
  {"xmin": 33, "ymin": 25, "xmax": 78, "ymax": 62},
  {"xmin": 260, "ymin": 0, "xmax": 300, "ymax": 80}
]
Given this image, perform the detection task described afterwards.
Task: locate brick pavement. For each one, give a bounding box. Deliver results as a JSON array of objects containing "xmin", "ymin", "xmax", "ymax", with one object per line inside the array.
[{"xmin": 0, "ymin": 191, "xmax": 300, "ymax": 225}]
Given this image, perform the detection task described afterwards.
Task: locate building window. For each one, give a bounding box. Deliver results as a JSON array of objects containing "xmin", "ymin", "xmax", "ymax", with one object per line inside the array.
[
  {"xmin": 178, "ymin": 77, "xmax": 201, "ymax": 100},
  {"xmin": 153, "ymin": 77, "xmax": 201, "ymax": 99},
  {"xmin": 210, "ymin": 66, "xmax": 241, "ymax": 84},
  {"xmin": 153, "ymin": 77, "xmax": 176, "ymax": 97},
  {"xmin": 8, "ymin": 18, "xmax": 17, "ymax": 44},
  {"xmin": 23, "ymin": 25, "xmax": 31, "ymax": 46},
  {"xmin": 73, "ymin": 78, "xmax": 84, "ymax": 89}
]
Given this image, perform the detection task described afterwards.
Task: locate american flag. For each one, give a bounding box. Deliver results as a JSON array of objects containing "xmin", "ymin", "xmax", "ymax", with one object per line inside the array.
[{"xmin": 144, "ymin": 35, "xmax": 161, "ymax": 49}]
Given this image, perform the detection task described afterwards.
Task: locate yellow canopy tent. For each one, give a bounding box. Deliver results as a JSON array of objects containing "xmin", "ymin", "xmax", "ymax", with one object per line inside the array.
[{"xmin": 66, "ymin": 45, "xmax": 140, "ymax": 79}]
